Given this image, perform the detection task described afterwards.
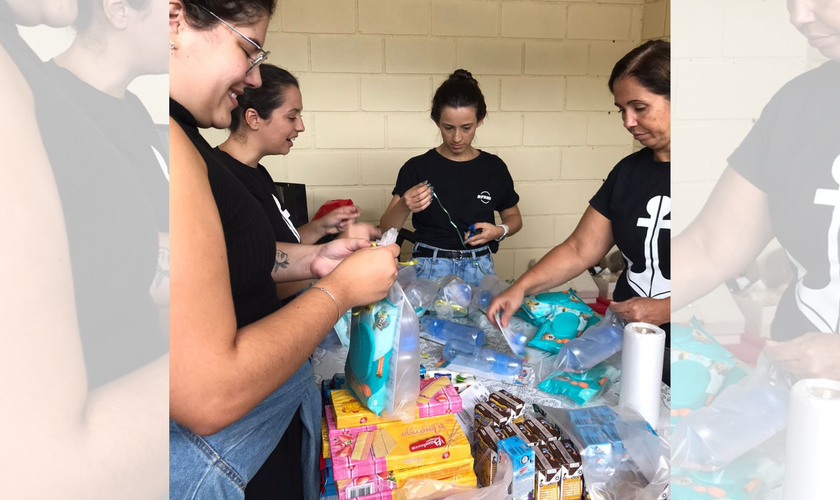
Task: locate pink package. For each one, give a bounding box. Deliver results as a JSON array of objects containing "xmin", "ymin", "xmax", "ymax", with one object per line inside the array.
[
  {"xmin": 325, "ymin": 406, "xmax": 388, "ymax": 481},
  {"xmin": 417, "ymin": 377, "xmax": 462, "ymax": 417},
  {"xmin": 335, "ymin": 474, "xmax": 394, "ymax": 500}
]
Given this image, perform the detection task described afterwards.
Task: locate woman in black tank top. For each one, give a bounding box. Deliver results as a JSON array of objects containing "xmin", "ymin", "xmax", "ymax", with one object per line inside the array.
[
  {"xmin": 1, "ymin": 0, "xmax": 168, "ymax": 497},
  {"xmin": 167, "ymin": 1, "xmax": 400, "ymax": 498}
]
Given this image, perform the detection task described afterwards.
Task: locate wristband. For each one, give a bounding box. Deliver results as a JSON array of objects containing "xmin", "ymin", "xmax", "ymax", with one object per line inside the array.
[{"xmin": 495, "ymin": 223, "xmax": 510, "ymax": 242}]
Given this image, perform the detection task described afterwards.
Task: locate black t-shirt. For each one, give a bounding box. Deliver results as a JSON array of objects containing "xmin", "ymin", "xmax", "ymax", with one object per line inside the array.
[
  {"xmin": 392, "ymin": 149, "xmax": 519, "ymax": 252},
  {"xmin": 590, "ymin": 148, "xmax": 671, "ymax": 305},
  {"xmin": 171, "ymin": 100, "xmax": 282, "ymax": 329},
  {"xmin": 1, "ymin": 6, "xmax": 166, "ymax": 389},
  {"xmin": 728, "ymin": 60, "xmax": 840, "ymax": 340},
  {"xmin": 215, "ymin": 148, "xmax": 301, "ymax": 244},
  {"xmin": 45, "ymin": 61, "xmax": 170, "ymax": 232}
]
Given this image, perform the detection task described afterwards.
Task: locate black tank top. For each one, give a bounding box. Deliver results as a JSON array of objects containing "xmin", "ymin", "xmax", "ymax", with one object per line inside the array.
[
  {"xmin": 169, "ymin": 99, "xmax": 282, "ymax": 328},
  {"xmin": 1, "ymin": 3, "xmax": 167, "ymax": 389}
]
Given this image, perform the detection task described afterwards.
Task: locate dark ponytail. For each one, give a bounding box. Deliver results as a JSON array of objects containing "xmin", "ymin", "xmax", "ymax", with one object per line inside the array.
[
  {"xmin": 182, "ymin": 0, "xmax": 276, "ymax": 30},
  {"xmin": 431, "ymin": 69, "xmax": 487, "ymax": 124}
]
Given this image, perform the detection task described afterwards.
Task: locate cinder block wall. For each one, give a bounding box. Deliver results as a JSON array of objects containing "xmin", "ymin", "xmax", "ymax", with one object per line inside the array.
[
  {"xmin": 203, "ymin": 0, "xmax": 670, "ymax": 284},
  {"xmin": 671, "ymin": 1, "xmax": 824, "ymax": 331}
]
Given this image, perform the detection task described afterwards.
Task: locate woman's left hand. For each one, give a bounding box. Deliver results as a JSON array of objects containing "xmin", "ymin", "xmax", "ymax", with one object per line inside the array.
[
  {"xmin": 319, "ymin": 205, "xmax": 362, "ymax": 235},
  {"xmin": 763, "ymin": 332, "xmax": 840, "ymax": 380},
  {"xmin": 609, "ymin": 297, "xmax": 670, "ymax": 326},
  {"xmin": 464, "ymin": 222, "xmax": 502, "ymax": 246}
]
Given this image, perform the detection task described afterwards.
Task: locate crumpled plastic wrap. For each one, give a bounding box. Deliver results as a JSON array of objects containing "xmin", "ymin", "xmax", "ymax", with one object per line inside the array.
[
  {"xmin": 395, "ymin": 450, "xmax": 513, "ymax": 500},
  {"xmin": 671, "ymin": 354, "xmax": 797, "ymax": 472},
  {"xmin": 537, "ymin": 404, "xmax": 670, "ymax": 500}
]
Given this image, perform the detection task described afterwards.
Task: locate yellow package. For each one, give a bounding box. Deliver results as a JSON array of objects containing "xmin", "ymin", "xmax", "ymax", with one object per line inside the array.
[
  {"xmin": 394, "ymin": 471, "xmax": 479, "ymax": 500},
  {"xmin": 330, "ymin": 413, "xmax": 472, "ymax": 479},
  {"xmin": 321, "ymin": 417, "xmax": 331, "ymax": 459}
]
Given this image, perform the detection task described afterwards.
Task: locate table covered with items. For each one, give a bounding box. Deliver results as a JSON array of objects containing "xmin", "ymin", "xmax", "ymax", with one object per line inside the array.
[{"xmin": 309, "ymin": 229, "xmax": 671, "ymax": 500}]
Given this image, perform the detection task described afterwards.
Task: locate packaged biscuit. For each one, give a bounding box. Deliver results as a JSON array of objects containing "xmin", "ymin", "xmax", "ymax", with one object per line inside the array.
[
  {"xmin": 533, "ymin": 442, "xmax": 564, "ymax": 500},
  {"xmin": 391, "ymin": 473, "xmax": 478, "ymax": 500},
  {"xmin": 327, "ymin": 411, "xmax": 472, "ymax": 480},
  {"xmin": 498, "ymin": 436, "xmax": 535, "ymax": 500},
  {"xmin": 331, "ymin": 379, "xmax": 461, "ymax": 429},
  {"xmin": 503, "ymin": 420, "xmax": 540, "ymax": 447},
  {"xmin": 524, "ymin": 417, "xmax": 562, "ymax": 445},
  {"xmin": 475, "ymin": 425, "xmax": 505, "ymax": 487},
  {"xmin": 489, "ymin": 390, "xmax": 526, "ymax": 420},
  {"xmin": 549, "ymin": 439, "xmax": 583, "ymax": 500},
  {"xmin": 335, "ymin": 456, "xmax": 475, "ymax": 500},
  {"xmin": 322, "ymin": 417, "xmax": 331, "ymax": 459},
  {"xmin": 474, "ymin": 401, "xmax": 514, "ymax": 430}
]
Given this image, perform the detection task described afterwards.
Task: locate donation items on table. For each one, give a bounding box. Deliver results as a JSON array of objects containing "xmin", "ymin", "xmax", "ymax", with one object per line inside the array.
[{"xmin": 316, "ymin": 233, "xmax": 669, "ymax": 499}]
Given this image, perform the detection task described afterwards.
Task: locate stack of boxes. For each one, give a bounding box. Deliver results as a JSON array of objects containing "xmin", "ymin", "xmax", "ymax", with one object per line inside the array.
[
  {"xmin": 474, "ymin": 390, "xmax": 583, "ymax": 500},
  {"xmin": 321, "ymin": 376, "xmax": 476, "ymax": 500}
]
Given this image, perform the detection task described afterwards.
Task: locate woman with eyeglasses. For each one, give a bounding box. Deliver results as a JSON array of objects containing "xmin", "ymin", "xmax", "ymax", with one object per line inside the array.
[
  {"xmin": 168, "ymin": 1, "xmax": 400, "ymax": 498},
  {"xmin": 46, "ymin": 0, "xmax": 171, "ymax": 313},
  {"xmin": 2, "ymin": 0, "xmax": 168, "ymax": 498}
]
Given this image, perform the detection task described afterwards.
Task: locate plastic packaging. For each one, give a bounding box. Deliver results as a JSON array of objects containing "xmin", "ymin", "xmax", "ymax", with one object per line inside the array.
[
  {"xmin": 470, "ymin": 274, "xmax": 509, "ymax": 313},
  {"xmin": 552, "ymin": 309, "xmax": 626, "ymax": 373},
  {"xmin": 537, "ymin": 404, "xmax": 670, "ymax": 500},
  {"xmin": 494, "ymin": 311, "xmax": 529, "ymax": 359},
  {"xmin": 672, "ymin": 354, "xmax": 797, "ymax": 471},
  {"xmin": 442, "ymin": 339, "xmax": 523, "ymax": 377},
  {"xmin": 420, "ymin": 317, "xmax": 485, "ymax": 346},
  {"xmin": 396, "ymin": 451, "xmax": 513, "ymax": 500},
  {"xmin": 521, "ymin": 290, "xmax": 595, "ymax": 355},
  {"xmin": 346, "ymin": 227, "xmax": 419, "ymax": 417},
  {"xmin": 404, "ymin": 279, "xmax": 440, "ymax": 317},
  {"xmin": 538, "ymin": 355, "xmax": 621, "ymax": 405},
  {"xmin": 397, "ymin": 264, "xmax": 418, "ymax": 289},
  {"xmin": 433, "ymin": 275, "xmax": 473, "ymax": 319},
  {"xmin": 331, "ymin": 310, "xmax": 352, "ymax": 347},
  {"xmin": 383, "ymin": 289, "xmax": 421, "ymax": 422}
]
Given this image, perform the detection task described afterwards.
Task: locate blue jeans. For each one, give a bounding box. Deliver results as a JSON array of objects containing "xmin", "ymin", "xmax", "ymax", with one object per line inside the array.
[
  {"xmin": 170, "ymin": 361, "xmax": 321, "ymax": 499},
  {"xmin": 412, "ymin": 242, "xmax": 496, "ymax": 288}
]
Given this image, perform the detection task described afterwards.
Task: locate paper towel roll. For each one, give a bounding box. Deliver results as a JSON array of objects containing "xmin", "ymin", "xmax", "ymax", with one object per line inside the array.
[
  {"xmin": 619, "ymin": 322, "xmax": 665, "ymax": 426},
  {"xmin": 783, "ymin": 378, "xmax": 840, "ymax": 500}
]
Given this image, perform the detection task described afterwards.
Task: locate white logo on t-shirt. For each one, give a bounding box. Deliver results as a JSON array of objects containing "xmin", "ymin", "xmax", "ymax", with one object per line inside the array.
[
  {"xmin": 624, "ymin": 195, "xmax": 671, "ymax": 298},
  {"xmin": 272, "ymin": 194, "xmax": 301, "ymax": 243},
  {"xmin": 477, "ymin": 191, "xmax": 491, "ymax": 204},
  {"xmin": 791, "ymin": 154, "xmax": 840, "ymax": 332}
]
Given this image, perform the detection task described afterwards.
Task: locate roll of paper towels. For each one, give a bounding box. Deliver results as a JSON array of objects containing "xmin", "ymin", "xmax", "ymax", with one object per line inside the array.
[
  {"xmin": 619, "ymin": 322, "xmax": 666, "ymax": 426},
  {"xmin": 783, "ymin": 378, "xmax": 840, "ymax": 500}
]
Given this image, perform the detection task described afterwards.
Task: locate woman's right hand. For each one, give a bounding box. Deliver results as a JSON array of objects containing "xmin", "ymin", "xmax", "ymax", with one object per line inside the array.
[
  {"xmin": 402, "ymin": 181, "xmax": 433, "ymax": 213},
  {"xmin": 487, "ymin": 284, "xmax": 526, "ymax": 328},
  {"xmin": 322, "ymin": 243, "xmax": 400, "ymax": 308}
]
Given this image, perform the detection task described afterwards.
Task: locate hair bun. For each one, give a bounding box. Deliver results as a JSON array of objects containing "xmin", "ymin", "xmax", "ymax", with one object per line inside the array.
[{"xmin": 450, "ymin": 69, "xmax": 476, "ymax": 84}]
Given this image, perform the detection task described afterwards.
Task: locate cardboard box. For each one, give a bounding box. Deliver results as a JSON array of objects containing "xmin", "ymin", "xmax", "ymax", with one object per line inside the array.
[
  {"xmin": 550, "ymin": 440, "xmax": 583, "ymax": 500},
  {"xmin": 475, "ymin": 425, "xmax": 506, "ymax": 487},
  {"xmin": 474, "ymin": 401, "xmax": 514, "ymax": 430},
  {"xmin": 524, "ymin": 417, "xmax": 562, "ymax": 445},
  {"xmin": 498, "ymin": 436, "xmax": 535, "ymax": 500},
  {"xmin": 326, "ymin": 408, "xmax": 472, "ymax": 480},
  {"xmin": 731, "ymin": 293, "xmax": 776, "ymax": 338},
  {"xmin": 591, "ymin": 274, "xmax": 617, "ymax": 301},
  {"xmin": 533, "ymin": 443, "xmax": 564, "ymax": 500},
  {"xmin": 335, "ymin": 456, "xmax": 475, "ymax": 500}
]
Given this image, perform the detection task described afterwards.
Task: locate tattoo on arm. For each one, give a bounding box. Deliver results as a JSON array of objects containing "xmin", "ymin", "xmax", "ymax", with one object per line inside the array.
[{"xmin": 274, "ymin": 249, "xmax": 289, "ymax": 273}]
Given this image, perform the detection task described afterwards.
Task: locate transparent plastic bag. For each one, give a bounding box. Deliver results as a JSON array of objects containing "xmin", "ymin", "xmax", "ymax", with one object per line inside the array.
[
  {"xmin": 433, "ymin": 275, "xmax": 473, "ymax": 319},
  {"xmin": 332, "ymin": 309, "xmax": 352, "ymax": 346},
  {"xmin": 383, "ymin": 286, "xmax": 421, "ymax": 422},
  {"xmin": 397, "ymin": 263, "xmax": 418, "ymax": 289},
  {"xmin": 345, "ymin": 228, "xmax": 419, "ymax": 417},
  {"xmin": 537, "ymin": 354, "xmax": 621, "ymax": 405},
  {"xmin": 672, "ymin": 354, "xmax": 797, "ymax": 471},
  {"xmin": 396, "ymin": 450, "xmax": 513, "ymax": 500},
  {"xmin": 404, "ymin": 278, "xmax": 440, "ymax": 317},
  {"xmin": 538, "ymin": 404, "xmax": 670, "ymax": 500},
  {"xmin": 552, "ymin": 309, "xmax": 626, "ymax": 373},
  {"xmin": 470, "ymin": 274, "xmax": 509, "ymax": 314}
]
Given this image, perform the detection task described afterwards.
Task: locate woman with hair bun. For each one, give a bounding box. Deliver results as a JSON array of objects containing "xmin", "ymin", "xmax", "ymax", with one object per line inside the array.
[{"xmin": 380, "ymin": 69, "xmax": 523, "ymax": 287}]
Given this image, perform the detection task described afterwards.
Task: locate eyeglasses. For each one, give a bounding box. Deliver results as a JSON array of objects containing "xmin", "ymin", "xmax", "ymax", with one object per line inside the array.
[{"xmin": 197, "ymin": 4, "xmax": 269, "ymax": 73}]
